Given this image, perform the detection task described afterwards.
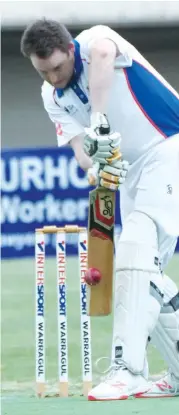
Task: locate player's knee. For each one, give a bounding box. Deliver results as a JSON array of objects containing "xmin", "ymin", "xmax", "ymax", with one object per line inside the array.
[
  {"xmin": 115, "ymin": 211, "xmax": 163, "ymax": 295},
  {"xmin": 163, "ymin": 273, "xmax": 179, "ymax": 303},
  {"xmin": 116, "ymin": 211, "xmax": 159, "ymax": 273}
]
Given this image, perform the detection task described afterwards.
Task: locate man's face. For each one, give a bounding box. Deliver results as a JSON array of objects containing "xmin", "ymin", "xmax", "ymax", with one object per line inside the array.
[{"xmin": 31, "ymin": 43, "xmax": 75, "ymax": 88}]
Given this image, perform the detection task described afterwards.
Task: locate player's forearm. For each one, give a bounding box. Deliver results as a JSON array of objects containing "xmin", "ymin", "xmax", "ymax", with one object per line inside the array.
[
  {"xmin": 76, "ymin": 150, "xmax": 93, "ymax": 171},
  {"xmin": 89, "ymin": 39, "xmax": 116, "ymax": 115},
  {"xmin": 70, "ymin": 134, "xmax": 93, "ymax": 171}
]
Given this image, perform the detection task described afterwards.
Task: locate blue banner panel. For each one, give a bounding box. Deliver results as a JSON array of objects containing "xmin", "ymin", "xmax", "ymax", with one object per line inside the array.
[
  {"xmin": 1, "ymin": 147, "xmax": 122, "ymax": 258},
  {"xmin": 1, "ymin": 147, "xmax": 178, "ymax": 259}
]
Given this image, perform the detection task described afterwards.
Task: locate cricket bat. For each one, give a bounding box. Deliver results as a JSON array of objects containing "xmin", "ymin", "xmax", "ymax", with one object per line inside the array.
[
  {"xmin": 86, "ymin": 114, "xmax": 120, "ymax": 316},
  {"xmin": 87, "ymin": 186, "xmax": 115, "ymax": 316}
]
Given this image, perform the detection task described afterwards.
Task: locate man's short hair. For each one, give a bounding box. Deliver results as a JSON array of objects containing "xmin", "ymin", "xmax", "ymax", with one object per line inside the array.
[{"xmin": 20, "ymin": 19, "xmax": 72, "ymax": 58}]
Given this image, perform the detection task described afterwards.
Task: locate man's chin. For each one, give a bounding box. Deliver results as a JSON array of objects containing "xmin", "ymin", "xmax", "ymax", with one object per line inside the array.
[{"xmin": 53, "ymin": 80, "xmax": 68, "ymax": 89}]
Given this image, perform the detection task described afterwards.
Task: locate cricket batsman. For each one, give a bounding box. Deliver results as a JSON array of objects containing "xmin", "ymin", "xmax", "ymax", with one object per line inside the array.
[{"xmin": 21, "ymin": 21, "xmax": 179, "ymax": 400}]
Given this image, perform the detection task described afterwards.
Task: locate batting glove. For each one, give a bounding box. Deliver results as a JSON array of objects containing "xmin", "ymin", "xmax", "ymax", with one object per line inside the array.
[
  {"xmin": 84, "ymin": 113, "xmax": 121, "ymax": 165},
  {"xmin": 87, "ymin": 159, "xmax": 129, "ymax": 191},
  {"xmin": 99, "ymin": 159, "xmax": 129, "ymax": 191}
]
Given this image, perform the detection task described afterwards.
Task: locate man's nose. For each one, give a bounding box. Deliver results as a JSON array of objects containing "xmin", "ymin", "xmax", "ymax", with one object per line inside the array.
[{"xmin": 49, "ymin": 71, "xmax": 59, "ymax": 85}]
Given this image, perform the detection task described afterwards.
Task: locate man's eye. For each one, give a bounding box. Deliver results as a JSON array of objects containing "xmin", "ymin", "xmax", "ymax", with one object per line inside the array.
[{"xmin": 55, "ymin": 65, "xmax": 61, "ymax": 71}]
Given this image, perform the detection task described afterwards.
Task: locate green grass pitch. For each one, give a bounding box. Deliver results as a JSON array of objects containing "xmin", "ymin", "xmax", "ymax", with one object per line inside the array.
[{"xmin": 1, "ymin": 254, "xmax": 179, "ymax": 415}]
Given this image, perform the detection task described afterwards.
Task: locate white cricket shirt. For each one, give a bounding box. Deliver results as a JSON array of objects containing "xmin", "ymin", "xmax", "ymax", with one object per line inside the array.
[{"xmin": 41, "ymin": 25, "xmax": 179, "ymax": 163}]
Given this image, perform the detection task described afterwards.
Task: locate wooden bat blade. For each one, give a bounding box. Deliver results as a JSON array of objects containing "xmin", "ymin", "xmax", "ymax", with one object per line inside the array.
[{"xmin": 87, "ymin": 188, "xmax": 115, "ymax": 316}]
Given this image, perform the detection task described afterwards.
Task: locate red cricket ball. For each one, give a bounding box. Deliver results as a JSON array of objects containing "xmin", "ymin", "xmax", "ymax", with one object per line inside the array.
[{"xmin": 84, "ymin": 267, "xmax": 102, "ymax": 286}]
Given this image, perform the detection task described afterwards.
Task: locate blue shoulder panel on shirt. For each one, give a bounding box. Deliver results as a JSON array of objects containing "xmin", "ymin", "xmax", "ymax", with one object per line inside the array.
[{"xmin": 124, "ymin": 61, "xmax": 179, "ymax": 137}]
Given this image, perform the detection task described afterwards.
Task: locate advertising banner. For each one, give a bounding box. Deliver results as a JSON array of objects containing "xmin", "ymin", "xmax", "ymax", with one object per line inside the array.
[
  {"xmin": 1, "ymin": 147, "xmax": 178, "ymax": 259},
  {"xmin": 1, "ymin": 147, "xmax": 122, "ymax": 258}
]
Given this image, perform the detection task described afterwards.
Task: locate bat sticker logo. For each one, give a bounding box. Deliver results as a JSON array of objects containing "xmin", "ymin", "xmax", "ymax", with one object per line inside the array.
[
  {"xmin": 94, "ymin": 192, "xmax": 114, "ymax": 228},
  {"xmin": 101, "ymin": 195, "xmax": 113, "ymax": 216}
]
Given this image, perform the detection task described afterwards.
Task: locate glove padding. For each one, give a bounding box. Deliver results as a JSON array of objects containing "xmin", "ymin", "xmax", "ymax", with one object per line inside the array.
[
  {"xmin": 84, "ymin": 129, "xmax": 121, "ymax": 165},
  {"xmin": 99, "ymin": 160, "xmax": 129, "ymax": 191},
  {"xmin": 87, "ymin": 160, "xmax": 129, "ymax": 191},
  {"xmin": 84, "ymin": 113, "xmax": 121, "ymax": 164}
]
